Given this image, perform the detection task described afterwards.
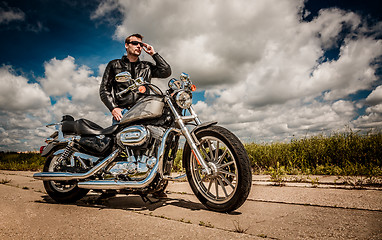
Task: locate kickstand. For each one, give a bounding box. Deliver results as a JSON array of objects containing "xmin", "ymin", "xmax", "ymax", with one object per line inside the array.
[{"xmin": 140, "ymin": 194, "xmax": 160, "ymax": 204}]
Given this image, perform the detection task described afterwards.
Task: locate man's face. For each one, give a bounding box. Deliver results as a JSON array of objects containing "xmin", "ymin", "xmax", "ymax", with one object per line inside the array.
[{"xmin": 125, "ymin": 36, "xmax": 143, "ymax": 57}]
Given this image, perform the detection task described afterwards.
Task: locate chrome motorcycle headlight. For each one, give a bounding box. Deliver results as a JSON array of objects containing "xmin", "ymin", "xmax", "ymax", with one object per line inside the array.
[{"xmin": 175, "ymin": 91, "xmax": 192, "ymax": 109}]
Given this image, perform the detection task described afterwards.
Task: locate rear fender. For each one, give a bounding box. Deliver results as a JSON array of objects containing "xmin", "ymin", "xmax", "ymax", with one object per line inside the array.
[{"xmin": 41, "ymin": 143, "xmax": 65, "ymax": 157}]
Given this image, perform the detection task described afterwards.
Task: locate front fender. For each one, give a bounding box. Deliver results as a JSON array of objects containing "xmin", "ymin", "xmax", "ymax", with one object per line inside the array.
[{"xmin": 190, "ymin": 121, "xmax": 218, "ymax": 135}]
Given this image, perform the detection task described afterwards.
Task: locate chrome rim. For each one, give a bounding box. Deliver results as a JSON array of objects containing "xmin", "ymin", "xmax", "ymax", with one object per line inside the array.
[
  {"xmin": 48, "ymin": 155, "xmax": 76, "ymax": 193},
  {"xmin": 190, "ymin": 136, "xmax": 238, "ymax": 204}
]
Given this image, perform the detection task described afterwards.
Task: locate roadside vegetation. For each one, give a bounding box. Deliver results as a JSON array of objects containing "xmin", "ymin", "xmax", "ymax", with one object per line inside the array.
[
  {"xmin": 245, "ymin": 129, "xmax": 382, "ymax": 177},
  {"xmin": 0, "ymin": 152, "xmax": 45, "ymax": 171},
  {"xmin": 1, "ymin": 129, "xmax": 381, "ymax": 181}
]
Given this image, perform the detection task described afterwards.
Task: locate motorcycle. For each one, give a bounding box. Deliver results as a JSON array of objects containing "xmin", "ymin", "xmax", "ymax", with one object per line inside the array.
[{"xmin": 33, "ymin": 72, "xmax": 252, "ymax": 212}]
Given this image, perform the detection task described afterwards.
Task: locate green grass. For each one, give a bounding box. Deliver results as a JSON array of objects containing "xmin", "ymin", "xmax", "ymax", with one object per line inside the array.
[
  {"xmin": 0, "ymin": 152, "xmax": 45, "ymax": 171},
  {"xmin": 246, "ymin": 129, "xmax": 382, "ymax": 177}
]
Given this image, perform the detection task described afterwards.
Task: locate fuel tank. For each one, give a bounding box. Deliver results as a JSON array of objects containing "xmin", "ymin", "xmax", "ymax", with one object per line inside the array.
[{"xmin": 119, "ymin": 96, "xmax": 164, "ymax": 125}]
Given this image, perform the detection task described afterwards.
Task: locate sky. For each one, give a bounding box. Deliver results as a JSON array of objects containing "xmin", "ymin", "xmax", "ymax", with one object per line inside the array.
[{"xmin": 0, "ymin": 0, "xmax": 381, "ymax": 151}]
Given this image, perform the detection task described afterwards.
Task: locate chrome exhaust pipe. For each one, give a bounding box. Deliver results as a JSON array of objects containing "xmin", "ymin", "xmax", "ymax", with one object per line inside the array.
[
  {"xmin": 77, "ymin": 128, "xmax": 180, "ymax": 190},
  {"xmin": 77, "ymin": 156, "xmax": 160, "ymax": 189},
  {"xmin": 33, "ymin": 149, "xmax": 120, "ymax": 181}
]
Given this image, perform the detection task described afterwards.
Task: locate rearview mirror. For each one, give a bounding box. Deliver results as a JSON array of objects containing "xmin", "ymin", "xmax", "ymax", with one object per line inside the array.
[
  {"xmin": 115, "ymin": 71, "xmax": 132, "ymax": 83},
  {"xmin": 168, "ymin": 78, "xmax": 182, "ymax": 90}
]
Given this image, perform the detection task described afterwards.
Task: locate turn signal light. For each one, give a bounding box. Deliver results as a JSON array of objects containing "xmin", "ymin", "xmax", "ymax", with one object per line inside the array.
[
  {"xmin": 138, "ymin": 86, "xmax": 146, "ymax": 93},
  {"xmin": 190, "ymin": 84, "xmax": 196, "ymax": 92}
]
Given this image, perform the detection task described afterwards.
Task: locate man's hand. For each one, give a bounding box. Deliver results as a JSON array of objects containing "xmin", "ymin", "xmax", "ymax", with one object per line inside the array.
[
  {"xmin": 143, "ymin": 43, "xmax": 156, "ymax": 56},
  {"xmin": 112, "ymin": 107, "xmax": 123, "ymax": 122}
]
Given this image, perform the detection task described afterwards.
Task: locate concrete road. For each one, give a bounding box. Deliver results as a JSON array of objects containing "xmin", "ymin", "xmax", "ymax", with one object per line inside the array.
[{"xmin": 0, "ymin": 170, "xmax": 381, "ymax": 239}]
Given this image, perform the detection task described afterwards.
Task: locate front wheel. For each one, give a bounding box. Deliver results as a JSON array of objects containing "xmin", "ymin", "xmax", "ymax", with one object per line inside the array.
[{"xmin": 184, "ymin": 125, "xmax": 252, "ymax": 212}]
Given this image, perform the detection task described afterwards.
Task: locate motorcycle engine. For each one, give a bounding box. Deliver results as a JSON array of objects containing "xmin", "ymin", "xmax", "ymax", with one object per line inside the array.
[{"xmin": 109, "ymin": 125, "xmax": 165, "ymax": 181}]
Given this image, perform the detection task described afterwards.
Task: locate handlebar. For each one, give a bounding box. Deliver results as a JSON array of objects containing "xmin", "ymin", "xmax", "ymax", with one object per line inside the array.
[{"xmin": 116, "ymin": 77, "xmax": 163, "ymax": 97}]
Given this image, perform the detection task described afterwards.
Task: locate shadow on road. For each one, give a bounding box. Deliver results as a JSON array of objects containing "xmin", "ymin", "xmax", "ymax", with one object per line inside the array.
[
  {"xmin": 36, "ymin": 193, "xmax": 205, "ymax": 212},
  {"xmin": 35, "ymin": 192, "xmax": 243, "ymax": 215}
]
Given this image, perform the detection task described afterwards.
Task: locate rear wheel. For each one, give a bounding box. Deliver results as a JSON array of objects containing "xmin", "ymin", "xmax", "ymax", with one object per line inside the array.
[
  {"xmin": 184, "ymin": 126, "xmax": 252, "ymax": 212},
  {"xmin": 43, "ymin": 150, "xmax": 89, "ymax": 203}
]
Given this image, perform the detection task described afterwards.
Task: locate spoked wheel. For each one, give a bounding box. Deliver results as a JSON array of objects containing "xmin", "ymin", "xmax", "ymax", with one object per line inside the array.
[
  {"xmin": 43, "ymin": 150, "xmax": 89, "ymax": 203},
  {"xmin": 184, "ymin": 125, "xmax": 252, "ymax": 212}
]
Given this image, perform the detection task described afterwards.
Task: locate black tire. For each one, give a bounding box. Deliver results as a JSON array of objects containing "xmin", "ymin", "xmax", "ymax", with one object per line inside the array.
[
  {"xmin": 184, "ymin": 125, "xmax": 252, "ymax": 212},
  {"xmin": 43, "ymin": 151, "xmax": 89, "ymax": 203}
]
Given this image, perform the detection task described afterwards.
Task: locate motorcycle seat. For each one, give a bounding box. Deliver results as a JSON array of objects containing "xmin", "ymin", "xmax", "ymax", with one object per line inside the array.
[{"xmin": 62, "ymin": 119, "xmax": 119, "ymax": 136}]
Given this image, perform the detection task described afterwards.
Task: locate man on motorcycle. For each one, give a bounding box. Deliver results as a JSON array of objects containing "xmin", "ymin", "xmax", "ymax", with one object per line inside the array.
[
  {"xmin": 99, "ymin": 33, "xmax": 171, "ymax": 124},
  {"xmin": 99, "ymin": 34, "xmax": 171, "ymax": 199}
]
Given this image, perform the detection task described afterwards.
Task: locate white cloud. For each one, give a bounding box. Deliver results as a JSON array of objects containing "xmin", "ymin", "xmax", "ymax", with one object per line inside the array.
[
  {"xmin": 311, "ymin": 8, "xmax": 361, "ymax": 49},
  {"xmin": 0, "ymin": 3, "xmax": 48, "ymax": 32},
  {"xmin": 98, "ymin": 63, "xmax": 107, "ymax": 77},
  {"xmin": 0, "ymin": 65, "xmax": 50, "ymax": 111},
  {"xmin": 353, "ymin": 111, "xmax": 382, "ymax": 129},
  {"xmin": 40, "ymin": 56, "xmax": 94, "ymax": 96},
  {"xmin": 352, "ymin": 86, "xmax": 382, "ymax": 130},
  {"xmin": 194, "ymin": 98, "xmax": 356, "ymax": 143},
  {"xmin": 39, "ymin": 56, "xmax": 110, "ymax": 126},
  {"xmin": 317, "ymin": 38, "xmax": 382, "ymax": 101},
  {"xmin": 0, "ymin": 4, "xmax": 25, "ymax": 24},
  {"xmin": 366, "ymin": 104, "xmax": 382, "ymax": 114},
  {"xmin": 90, "ymin": 0, "xmax": 120, "ymax": 20},
  {"xmin": 331, "ymin": 100, "xmax": 356, "ymax": 118},
  {"xmin": 366, "ymin": 85, "xmax": 382, "ymax": 106}
]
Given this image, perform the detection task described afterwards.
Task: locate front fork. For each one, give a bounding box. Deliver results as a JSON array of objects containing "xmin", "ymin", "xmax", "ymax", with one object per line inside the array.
[{"xmin": 165, "ymin": 97, "xmax": 212, "ymax": 175}]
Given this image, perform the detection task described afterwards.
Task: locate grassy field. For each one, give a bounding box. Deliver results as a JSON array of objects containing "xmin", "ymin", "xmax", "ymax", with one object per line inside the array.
[
  {"xmin": 0, "ymin": 152, "xmax": 45, "ymax": 171},
  {"xmin": 245, "ymin": 129, "xmax": 382, "ymax": 177},
  {"xmin": 1, "ymin": 129, "xmax": 381, "ymax": 179}
]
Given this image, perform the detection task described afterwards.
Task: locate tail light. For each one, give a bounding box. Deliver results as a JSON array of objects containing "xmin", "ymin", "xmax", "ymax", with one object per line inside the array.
[{"xmin": 40, "ymin": 146, "xmax": 45, "ymax": 154}]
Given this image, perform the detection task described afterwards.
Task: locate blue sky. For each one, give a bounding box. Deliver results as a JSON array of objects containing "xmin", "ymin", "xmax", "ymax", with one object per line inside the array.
[
  {"xmin": 0, "ymin": 0, "xmax": 381, "ymax": 151},
  {"xmin": 0, "ymin": 1, "xmax": 117, "ymax": 76}
]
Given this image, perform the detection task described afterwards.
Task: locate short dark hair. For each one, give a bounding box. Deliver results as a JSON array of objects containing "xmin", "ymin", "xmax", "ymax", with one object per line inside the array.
[{"xmin": 125, "ymin": 33, "xmax": 143, "ymax": 43}]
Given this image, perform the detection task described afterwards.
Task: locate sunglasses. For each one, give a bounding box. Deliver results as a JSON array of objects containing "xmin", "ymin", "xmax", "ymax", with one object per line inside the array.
[{"xmin": 128, "ymin": 41, "xmax": 144, "ymax": 47}]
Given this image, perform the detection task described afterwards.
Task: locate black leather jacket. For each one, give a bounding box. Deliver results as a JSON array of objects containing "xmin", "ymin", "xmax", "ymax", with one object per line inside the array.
[{"xmin": 99, "ymin": 53, "xmax": 171, "ymax": 111}]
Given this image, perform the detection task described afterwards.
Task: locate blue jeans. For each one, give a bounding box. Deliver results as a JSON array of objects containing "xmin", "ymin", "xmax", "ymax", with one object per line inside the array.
[{"xmin": 112, "ymin": 108, "xmax": 129, "ymax": 125}]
